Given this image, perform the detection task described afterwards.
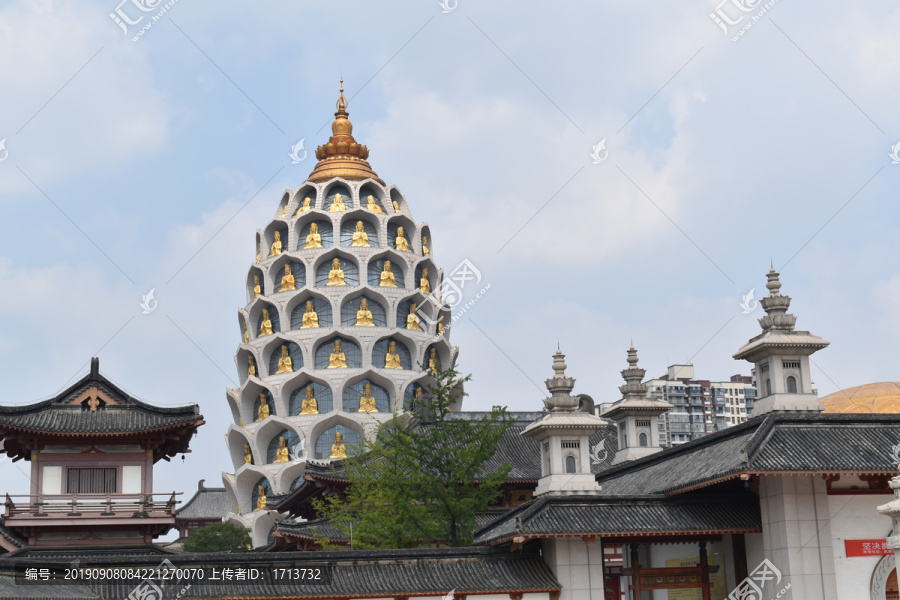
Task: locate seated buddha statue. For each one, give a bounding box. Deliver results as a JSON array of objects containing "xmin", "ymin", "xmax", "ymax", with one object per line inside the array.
[
  {"xmin": 384, "ymin": 340, "xmax": 402, "ymax": 369},
  {"xmin": 351, "ymin": 221, "xmax": 370, "ymax": 247},
  {"xmin": 423, "ymin": 235, "xmax": 430, "ymax": 256},
  {"xmin": 243, "ymin": 444, "xmax": 252, "ymax": 464},
  {"xmin": 329, "ymin": 193, "xmax": 346, "ymax": 212},
  {"xmin": 429, "ymin": 348, "xmax": 439, "ymax": 372},
  {"xmin": 419, "ymin": 267, "xmax": 430, "ymax": 293},
  {"xmin": 281, "ymin": 264, "xmax": 296, "ymax": 291},
  {"xmin": 274, "ymin": 436, "xmax": 290, "ymax": 463},
  {"xmin": 379, "ymin": 261, "xmax": 396, "ymax": 287},
  {"xmin": 300, "ymin": 300, "xmax": 319, "ymax": 329},
  {"xmin": 395, "ymin": 226, "xmax": 410, "ymax": 252},
  {"xmin": 305, "ymin": 223, "xmax": 323, "ymax": 249},
  {"xmin": 328, "ymin": 340, "xmax": 347, "ymax": 369},
  {"xmin": 257, "ymin": 393, "xmax": 270, "ymax": 421},
  {"xmin": 359, "ymin": 383, "xmax": 378, "ymax": 413},
  {"xmin": 279, "ymin": 203, "xmax": 288, "ymax": 218},
  {"xmin": 276, "ymin": 344, "xmax": 293, "ymax": 374},
  {"xmin": 392, "ymin": 200, "xmax": 401, "ymax": 213},
  {"xmin": 437, "ymin": 315, "xmax": 445, "ymax": 336},
  {"xmin": 406, "ymin": 303, "xmax": 421, "ymax": 330},
  {"xmin": 330, "ymin": 431, "xmax": 347, "ymax": 459},
  {"xmin": 253, "ymin": 275, "xmax": 261, "ymax": 299},
  {"xmin": 295, "ymin": 196, "xmax": 312, "ymax": 216},
  {"xmin": 299, "ymin": 386, "xmax": 318, "ymax": 415},
  {"xmin": 256, "ymin": 241, "xmax": 261, "ymax": 264},
  {"xmin": 259, "ymin": 309, "xmax": 274, "ymax": 336},
  {"xmin": 242, "ymin": 323, "xmax": 249, "ymax": 344},
  {"xmin": 366, "ymin": 195, "xmax": 384, "ymax": 213},
  {"xmin": 255, "ymin": 485, "xmax": 266, "ymax": 511},
  {"xmin": 247, "ymin": 355, "xmax": 256, "ymax": 377},
  {"xmin": 327, "ymin": 258, "xmax": 346, "ymax": 286},
  {"xmin": 356, "ymin": 298, "xmax": 374, "ymax": 326},
  {"xmin": 269, "ymin": 231, "xmax": 283, "ymax": 257}
]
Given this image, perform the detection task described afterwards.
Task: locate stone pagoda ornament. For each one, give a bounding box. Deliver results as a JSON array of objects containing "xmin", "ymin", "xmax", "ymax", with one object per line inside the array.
[
  {"xmin": 733, "ymin": 267, "xmax": 829, "ymax": 415},
  {"xmin": 878, "ymin": 442, "xmax": 900, "ymax": 559},
  {"xmin": 522, "ymin": 349, "xmax": 607, "ymax": 496}
]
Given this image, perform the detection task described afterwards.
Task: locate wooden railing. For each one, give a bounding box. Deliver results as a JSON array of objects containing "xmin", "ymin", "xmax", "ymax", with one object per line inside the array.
[{"xmin": 3, "ymin": 492, "xmax": 181, "ymax": 519}]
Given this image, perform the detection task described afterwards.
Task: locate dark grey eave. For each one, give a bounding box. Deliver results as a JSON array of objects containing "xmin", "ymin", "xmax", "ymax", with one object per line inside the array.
[{"xmin": 176, "ymin": 487, "xmax": 235, "ymax": 520}]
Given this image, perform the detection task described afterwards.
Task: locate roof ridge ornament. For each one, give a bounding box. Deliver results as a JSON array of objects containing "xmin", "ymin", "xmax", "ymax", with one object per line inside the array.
[
  {"xmin": 618, "ymin": 345, "xmax": 648, "ymax": 398},
  {"xmin": 757, "ymin": 267, "xmax": 797, "ymax": 331},
  {"xmin": 542, "ymin": 349, "xmax": 579, "ymax": 412}
]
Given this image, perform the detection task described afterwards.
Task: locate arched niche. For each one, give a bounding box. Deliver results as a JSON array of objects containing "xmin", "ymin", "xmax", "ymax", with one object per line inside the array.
[
  {"xmin": 314, "ymin": 336, "xmax": 363, "ymax": 370},
  {"xmin": 315, "ymin": 255, "xmax": 359, "ymax": 287},
  {"xmin": 420, "ymin": 225, "xmax": 432, "ymax": 259},
  {"xmin": 265, "ymin": 428, "xmax": 303, "ymax": 464},
  {"xmin": 254, "ymin": 302, "xmax": 281, "ymax": 338},
  {"xmin": 288, "ymin": 380, "xmax": 334, "ymax": 416},
  {"xmin": 403, "ymin": 380, "xmax": 431, "ymax": 411},
  {"xmin": 289, "ymin": 295, "xmax": 333, "ymax": 330},
  {"xmin": 265, "ymin": 340, "xmax": 304, "ymax": 377},
  {"xmin": 340, "ymin": 293, "xmax": 388, "ymax": 328},
  {"xmin": 292, "ymin": 184, "xmax": 318, "ymax": 215},
  {"xmin": 273, "ymin": 191, "xmax": 291, "ymax": 220},
  {"xmin": 396, "ymin": 297, "xmax": 426, "ymax": 332},
  {"xmin": 340, "ymin": 216, "xmax": 379, "ymax": 248},
  {"xmin": 250, "ymin": 476, "xmax": 273, "ymax": 513},
  {"xmin": 226, "ymin": 426, "xmax": 254, "ymax": 470},
  {"xmin": 264, "ymin": 223, "xmax": 289, "ymax": 260},
  {"xmin": 271, "ymin": 258, "xmax": 306, "ymax": 293},
  {"xmin": 343, "ymin": 378, "xmax": 391, "ymax": 414},
  {"xmin": 387, "ymin": 218, "xmax": 415, "ymax": 253},
  {"xmin": 424, "ymin": 343, "xmax": 446, "ymax": 373},
  {"xmin": 373, "ymin": 337, "xmax": 412, "ymax": 371},
  {"xmin": 298, "ymin": 219, "xmax": 334, "ymax": 250},
  {"xmin": 236, "ymin": 348, "xmax": 260, "ymax": 386},
  {"xmin": 238, "ymin": 313, "xmax": 250, "ymax": 345},
  {"xmin": 250, "ymin": 387, "xmax": 277, "ymax": 422},
  {"xmin": 388, "ymin": 188, "xmax": 405, "ymax": 214},
  {"xmin": 359, "ymin": 183, "xmax": 387, "ymax": 215},
  {"xmin": 323, "ymin": 183, "xmax": 352, "ymax": 213},
  {"xmin": 225, "ymin": 389, "xmax": 241, "ymax": 425},
  {"xmin": 367, "ymin": 254, "xmax": 405, "ymax": 289},
  {"xmin": 313, "ymin": 424, "xmax": 362, "ymax": 460},
  {"xmin": 415, "ymin": 261, "xmax": 436, "ymax": 295},
  {"xmin": 246, "ymin": 267, "xmax": 265, "ymax": 303}
]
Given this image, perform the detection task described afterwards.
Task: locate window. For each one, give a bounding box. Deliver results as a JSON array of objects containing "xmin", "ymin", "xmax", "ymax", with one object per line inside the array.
[
  {"xmin": 66, "ymin": 467, "xmax": 116, "ymax": 494},
  {"xmin": 766, "ymin": 379, "xmax": 772, "ymax": 395},
  {"xmin": 565, "ymin": 455, "xmax": 576, "ymax": 474},
  {"xmin": 782, "ymin": 361, "xmax": 800, "ymax": 369},
  {"xmin": 786, "ymin": 376, "xmax": 797, "ymax": 393},
  {"xmin": 639, "ymin": 433, "xmax": 648, "ymax": 447},
  {"xmin": 635, "ymin": 420, "xmax": 651, "ymax": 427}
]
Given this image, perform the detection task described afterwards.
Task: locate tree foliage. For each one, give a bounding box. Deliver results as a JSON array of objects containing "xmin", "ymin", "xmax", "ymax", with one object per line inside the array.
[
  {"xmin": 182, "ymin": 521, "xmax": 251, "ymax": 553},
  {"xmin": 312, "ymin": 366, "xmax": 513, "ymax": 549}
]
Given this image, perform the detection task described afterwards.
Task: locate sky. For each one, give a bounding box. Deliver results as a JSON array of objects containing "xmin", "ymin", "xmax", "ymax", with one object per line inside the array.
[{"xmin": 0, "ymin": 0, "xmax": 898, "ymax": 505}]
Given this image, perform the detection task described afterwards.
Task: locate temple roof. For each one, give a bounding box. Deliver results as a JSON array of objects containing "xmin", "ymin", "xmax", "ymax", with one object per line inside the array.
[
  {"xmin": 473, "ymin": 493, "xmax": 762, "ymax": 546},
  {"xmin": 176, "ymin": 480, "xmax": 235, "ymax": 520},
  {"xmin": 0, "ymin": 358, "xmax": 204, "ymax": 461},
  {"xmin": 595, "ymin": 412, "xmax": 900, "ymax": 495}
]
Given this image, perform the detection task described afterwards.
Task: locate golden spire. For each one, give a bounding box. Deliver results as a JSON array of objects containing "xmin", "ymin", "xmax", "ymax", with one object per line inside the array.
[{"xmin": 308, "ymin": 79, "xmax": 384, "ymax": 185}]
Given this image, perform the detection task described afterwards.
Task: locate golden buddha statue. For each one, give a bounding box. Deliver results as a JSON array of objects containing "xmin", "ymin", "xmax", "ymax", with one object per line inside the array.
[
  {"xmin": 256, "ymin": 241, "xmax": 261, "ymax": 264},
  {"xmin": 259, "ymin": 309, "xmax": 274, "ymax": 336},
  {"xmin": 392, "ymin": 200, "xmax": 401, "ymax": 213},
  {"xmin": 406, "ymin": 303, "xmax": 421, "ymax": 331},
  {"xmin": 247, "ymin": 355, "xmax": 256, "ymax": 377},
  {"xmin": 329, "ymin": 193, "xmax": 346, "ymax": 212},
  {"xmin": 274, "ymin": 436, "xmax": 290, "ymax": 463},
  {"xmin": 437, "ymin": 315, "xmax": 445, "ymax": 336},
  {"xmin": 395, "ymin": 226, "xmax": 410, "ymax": 252},
  {"xmin": 295, "ymin": 196, "xmax": 312, "ymax": 216},
  {"xmin": 429, "ymin": 348, "xmax": 439, "ymax": 372},
  {"xmin": 359, "ymin": 383, "xmax": 377, "ymax": 412},
  {"xmin": 356, "ymin": 298, "xmax": 374, "ymax": 326},
  {"xmin": 257, "ymin": 393, "xmax": 270, "ymax": 421},
  {"xmin": 299, "ymin": 386, "xmax": 318, "ymax": 415},
  {"xmin": 350, "ymin": 221, "xmax": 370, "ymax": 247},
  {"xmin": 276, "ymin": 344, "xmax": 293, "ymax": 374},
  {"xmin": 269, "ymin": 231, "xmax": 283, "ymax": 257},
  {"xmin": 243, "ymin": 444, "xmax": 252, "ymax": 464},
  {"xmin": 281, "ymin": 264, "xmax": 296, "ymax": 291},
  {"xmin": 379, "ymin": 260, "xmax": 396, "ymax": 287},
  {"xmin": 279, "ymin": 204, "xmax": 288, "ymax": 218},
  {"xmin": 423, "ymin": 235, "xmax": 430, "ymax": 256},
  {"xmin": 384, "ymin": 340, "xmax": 402, "ymax": 369},
  {"xmin": 327, "ymin": 258, "xmax": 346, "ymax": 286},
  {"xmin": 242, "ymin": 322, "xmax": 249, "ymax": 344},
  {"xmin": 366, "ymin": 194, "xmax": 384, "ymax": 214},
  {"xmin": 255, "ymin": 485, "xmax": 266, "ymax": 511},
  {"xmin": 419, "ymin": 267, "xmax": 430, "ymax": 293},
  {"xmin": 328, "ymin": 340, "xmax": 348, "ymax": 369},
  {"xmin": 305, "ymin": 222, "xmax": 323, "ymax": 249},
  {"xmin": 330, "ymin": 431, "xmax": 347, "ymax": 459},
  {"xmin": 300, "ymin": 300, "xmax": 319, "ymax": 329},
  {"xmin": 253, "ymin": 275, "xmax": 261, "ymax": 299}
]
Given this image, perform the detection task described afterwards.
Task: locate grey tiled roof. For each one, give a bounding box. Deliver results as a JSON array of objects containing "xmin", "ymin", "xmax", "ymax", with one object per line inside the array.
[
  {"xmin": 176, "ymin": 481, "xmax": 235, "ymax": 520},
  {"xmin": 0, "ymin": 577, "xmax": 99, "ymax": 600},
  {"xmin": 473, "ymin": 494, "xmax": 762, "ymax": 545},
  {"xmin": 596, "ymin": 412, "xmax": 900, "ymax": 495},
  {"xmin": 0, "ymin": 519, "xmax": 26, "ymax": 550}
]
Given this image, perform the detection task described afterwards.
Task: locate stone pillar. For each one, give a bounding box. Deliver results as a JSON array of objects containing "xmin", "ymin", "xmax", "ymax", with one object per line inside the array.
[
  {"xmin": 877, "ymin": 474, "xmax": 900, "ymax": 558},
  {"xmin": 542, "ymin": 537, "xmax": 605, "ymax": 600},
  {"xmin": 759, "ymin": 474, "xmax": 837, "ymax": 600}
]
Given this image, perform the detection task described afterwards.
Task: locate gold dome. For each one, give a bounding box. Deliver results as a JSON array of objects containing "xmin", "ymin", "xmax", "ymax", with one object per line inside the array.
[
  {"xmin": 307, "ymin": 79, "xmax": 385, "ymax": 185},
  {"xmin": 820, "ymin": 382, "xmax": 900, "ymax": 414}
]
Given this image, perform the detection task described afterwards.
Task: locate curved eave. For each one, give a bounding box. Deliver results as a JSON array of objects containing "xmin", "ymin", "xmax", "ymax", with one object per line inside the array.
[{"xmin": 0, "ymin": 417, "xmax": 205, "ymax": 438}]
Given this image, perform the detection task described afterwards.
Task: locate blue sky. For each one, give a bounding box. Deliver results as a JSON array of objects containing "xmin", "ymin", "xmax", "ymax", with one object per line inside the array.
[{"xmin": 1, "ymin": 0, "xmax": 898, "ymax": 503}]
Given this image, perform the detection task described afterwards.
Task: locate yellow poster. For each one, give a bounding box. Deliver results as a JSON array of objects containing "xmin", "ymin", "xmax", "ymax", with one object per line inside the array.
[{"xmin": 664, "ymin": 552, "xmax": 727, "ymax": 600}]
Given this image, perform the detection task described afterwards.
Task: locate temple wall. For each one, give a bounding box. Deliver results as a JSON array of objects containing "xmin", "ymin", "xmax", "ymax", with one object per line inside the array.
[
  {"xmin": 543, "ymin": 538, "xmax": 605, "ymax": 600},
  {"xmin": 827, "ymin": 493, "xmax": 893, "ymax": 600}
]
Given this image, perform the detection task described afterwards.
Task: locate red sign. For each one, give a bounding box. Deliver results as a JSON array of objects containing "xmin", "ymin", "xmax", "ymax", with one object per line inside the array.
[{"xmin": 845, "ymin": 539, "xmax": 892, "ymax": 557}]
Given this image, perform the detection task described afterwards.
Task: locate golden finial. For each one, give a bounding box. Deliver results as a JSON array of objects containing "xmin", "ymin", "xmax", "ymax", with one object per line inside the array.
[{"xmin": 336, "ymin": 78, "xmax": 347, "ymax": 113}]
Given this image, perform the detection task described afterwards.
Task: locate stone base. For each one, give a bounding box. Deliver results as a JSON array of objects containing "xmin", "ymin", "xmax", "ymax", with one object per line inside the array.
[
  {"xmin": 534, "ymin": 473, "xmax": 601, "ymax": 496},
  {"xmin": 750, "ymin": 393, "xmax": 823, "ymax": 416},
  {"xmin": 611, "ymin": 446, "xmax": 662, "ymax": 465}
]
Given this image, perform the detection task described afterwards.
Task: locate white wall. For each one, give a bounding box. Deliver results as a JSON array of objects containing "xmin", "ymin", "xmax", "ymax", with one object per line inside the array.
[
  {"xmin": 543, "ymin": 538, "xmax": 605, "ymax": 600},
  {"xmin": 828, "ymin": 494, "xmax": 893, "ymax": 600}
]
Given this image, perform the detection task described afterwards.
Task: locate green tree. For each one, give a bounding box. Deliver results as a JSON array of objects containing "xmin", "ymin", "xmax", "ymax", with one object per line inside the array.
[
  {"xmin": 312, "ymin": 366, "xmax": 513, "ymax": 549},
  {"xmin": 182, "ymin": 521, "xmax": 251, "ymax": 553}
]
